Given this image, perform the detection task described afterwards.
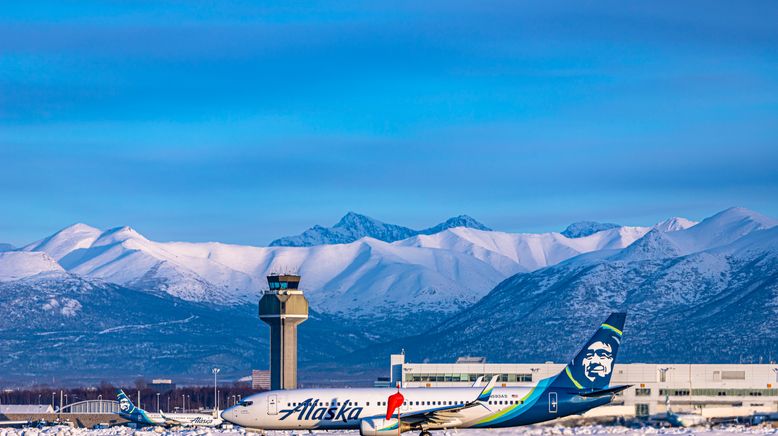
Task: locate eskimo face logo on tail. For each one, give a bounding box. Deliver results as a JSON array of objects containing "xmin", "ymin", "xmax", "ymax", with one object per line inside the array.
[
  {"xmin": 568, "ymin": 321, "xmax": 622, "ymax": 389},
  {"xmin": 119, "ymin": 398, "xmax": 131, "ymax": 412},
  {"xmin": 581, "ymin": 341, "xmax": 614, "ymax": 382}
]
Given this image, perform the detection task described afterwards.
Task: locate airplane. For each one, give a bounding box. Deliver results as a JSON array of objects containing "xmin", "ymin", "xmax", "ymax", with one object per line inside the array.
[
  {"xmin": 660, "ymin": 395, "xmax": 706, "ymax": 427},
  {"xmin": 221, "ymin": 312, "xmax": 630, "ymax": 436},
  {"xmin": 115, "ymin": 389, "xmax": 223, "ymax": 427}
]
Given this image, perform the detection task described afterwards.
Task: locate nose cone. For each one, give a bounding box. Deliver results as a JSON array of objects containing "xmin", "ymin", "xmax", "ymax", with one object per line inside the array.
[{"xmin": 221, "ymin": 406, "xmax": 241, "ymax": 426}]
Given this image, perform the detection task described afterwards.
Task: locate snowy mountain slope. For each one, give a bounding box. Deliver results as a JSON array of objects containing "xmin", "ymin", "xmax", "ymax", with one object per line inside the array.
[
  {"xmin": 0, "ymin": 274, "xmax": 378, "ymax": 384},
  {"xmin": 653, "ymin": 217, "xmax": 698, "ymax": 232},
  {"xmin": 269, "ymin": 212, "xmax": 491, "ymax": 247},
  {"xmin": 17, "ymin": 224, "xmax": 518, "ymax": 313},
  {"xmin": 21, "ymin": 223, "xmax": 102, "ymax": 260},
  {"xmin": 559, "ymin": 217, "xmax": 697, "ymax": 239},
  {"xmin": 395, "ymin": 225, "xmax": 651, "ymax": 271},
  {"xmin": 128, "ymin": 236, "xmax": 517, "ymax": 315},
  {"xmin": 14, "ymin": 223, "xmax": 648, "ymax": 311},
  {"xmin": 0, "ymin": 251, "xmax": 65, "ymax": 281},
  {"xmin": 667, "ymin": 207, "xmax": 776, "ymax": 253},
  {"xmin": 25, "ymin": 226, "xmax": 258, "ymax": 304},
  {"xmin": 561, "ymin": 221, "xmax": 620, "ymax": 238},
  {"xmin": 377, "ymin": 211, "xmax": 778, "ymax": 365},
  {"xmin": 10, "ymin": 208, "xmax": 759, "ymax": 320},
  {"xmin": 3, "ymin": 207, "xmax": 777, "ymax": 382},
  {"xmin": 0, "ymin": 243, "xmax": 14, "ymax": 252},
  {"xmin": 421, "ymin": 215, "xmax": 491, "ymax": 235},
  {"xmin": 614, "ymin": 207, "xmax": 775, "ymax": 262}
]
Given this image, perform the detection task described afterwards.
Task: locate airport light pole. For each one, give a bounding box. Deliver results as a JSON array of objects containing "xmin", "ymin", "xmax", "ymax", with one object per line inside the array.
[
  {"xmin": 156, "ymin": 393, "xmax": 160, "ymax": 412},
  {"xmin": 182, "ymin": 394, "xmax": 185, "ymax": 412},
  {"xmin": 212, "ymin": 367, "xmax": 220, "ymax": 411},
  {"xmin": 51, "ymin": 392, "xmax": 55, "ymax": 408}
]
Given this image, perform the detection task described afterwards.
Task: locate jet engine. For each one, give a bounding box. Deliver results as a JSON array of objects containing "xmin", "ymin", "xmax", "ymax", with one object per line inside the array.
[{"xmin": 359, "ymin": 417, "xmax": 408, "ymax": 436}]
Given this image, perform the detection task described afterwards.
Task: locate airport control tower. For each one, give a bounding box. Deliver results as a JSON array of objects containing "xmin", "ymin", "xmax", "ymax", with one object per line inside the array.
[{"xmin": 259, "ymin": 274, "xmax": 309, "ymax": 390}]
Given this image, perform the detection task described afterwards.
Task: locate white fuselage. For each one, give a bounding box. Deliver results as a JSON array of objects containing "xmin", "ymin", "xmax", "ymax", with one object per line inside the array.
[
  {"xmin": 159, "ymin": 412, "xmax": 223, "ymax": 427},
  {"xmin": 222, "ymin": 387, "xmax": 541, "ymax": 430}
]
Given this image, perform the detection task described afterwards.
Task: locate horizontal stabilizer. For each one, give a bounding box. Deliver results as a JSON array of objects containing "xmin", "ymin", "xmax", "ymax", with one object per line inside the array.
[{"xmin": 579, "ymin": 385, "xmax": 632, "ymax": 398}]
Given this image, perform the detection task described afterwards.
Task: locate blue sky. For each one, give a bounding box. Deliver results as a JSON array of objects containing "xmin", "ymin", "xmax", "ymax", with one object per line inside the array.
[{"xmin": 1, "ymin": 1, "xmax": 777, "ymax": 246}]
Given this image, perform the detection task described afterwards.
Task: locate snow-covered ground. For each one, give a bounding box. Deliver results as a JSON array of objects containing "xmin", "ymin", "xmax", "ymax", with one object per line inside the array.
[{"xmin": 2, "ymin": 426, "xmax": 777, "ymax": 436}]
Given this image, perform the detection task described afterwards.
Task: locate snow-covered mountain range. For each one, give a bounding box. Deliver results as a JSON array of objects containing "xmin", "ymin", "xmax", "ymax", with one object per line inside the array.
[
  {"xmin": 4, "ymin": 212, "xmax": 696, "ymax": 318},
  {"xmin": 0, "ymin": 207, "xmax": 776, "ymax": 383},
  {"xmin": 378, "ymin": 207, "xmax": 778, "ymax": 364},
  {"xmin": 269, "ymin": 212, "xmax": 491, "ymax": 246}
]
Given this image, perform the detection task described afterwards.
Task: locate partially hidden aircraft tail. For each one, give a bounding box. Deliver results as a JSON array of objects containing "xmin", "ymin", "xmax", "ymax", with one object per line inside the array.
[
  {"xmin": 116, "ymin": 389, "xmax": 156, "ymax": 425},
  {"xmin": 550, "ymin": 312, "xmax": 626, "ymax": 392}
]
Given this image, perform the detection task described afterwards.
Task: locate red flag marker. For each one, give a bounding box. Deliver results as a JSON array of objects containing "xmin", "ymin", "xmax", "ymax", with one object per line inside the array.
[{"xmin": 386, "ymin": 388, "xmax": 405, "ymax": 420}]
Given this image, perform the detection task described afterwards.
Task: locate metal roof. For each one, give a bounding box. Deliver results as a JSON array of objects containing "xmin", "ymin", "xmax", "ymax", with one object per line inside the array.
[{"xmin": 0, "ymin": 404, "xmax": 55, "ymax": 414}]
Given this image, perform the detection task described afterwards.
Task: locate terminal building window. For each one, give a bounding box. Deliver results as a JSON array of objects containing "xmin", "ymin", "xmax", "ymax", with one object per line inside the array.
[
  {"xmin": 721, "ymin": 371, "xmax": 746, "ymax": 380},
  {"xmin": 405, "ymin": 373, "xmax": 533, "ymax": 383},
  {"xmin": 634, "ymin": 388, "xmax": 651, "ymax": 396},
  {"xmin": 635, "ymin": 404, "xmax": 649, "ymax": 417},
  {"xmin": 659, "ymin": 389, "xmax": 690, "ymax": 396},
  {"xmin": 692, "ymin": 389, "xmax": 778, "ymax": 397}
]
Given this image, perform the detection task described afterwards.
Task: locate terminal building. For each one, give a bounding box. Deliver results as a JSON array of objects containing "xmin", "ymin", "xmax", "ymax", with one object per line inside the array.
[{"xmin": 389, "ymin": 354, "xmax": 778, "ymax": 418}]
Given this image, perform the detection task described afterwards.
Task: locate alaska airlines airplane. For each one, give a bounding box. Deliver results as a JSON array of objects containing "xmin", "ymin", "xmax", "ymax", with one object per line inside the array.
[
  {"xmin": 115, "ymin": 390, "xmax": 223, "ymax": 427},
  {"xmin": 222, "ymin": 313, "xmax": 629, "ymax": 436}
]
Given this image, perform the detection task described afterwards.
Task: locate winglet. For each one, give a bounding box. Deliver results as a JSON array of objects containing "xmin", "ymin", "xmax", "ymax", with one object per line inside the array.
[
  {"xmin": 471, "ymin": 376, "xmax": 484, "ymax": 388},
  {"xmin": 476, "ymin": 375, "xmax": 499, "ymax": 402}
]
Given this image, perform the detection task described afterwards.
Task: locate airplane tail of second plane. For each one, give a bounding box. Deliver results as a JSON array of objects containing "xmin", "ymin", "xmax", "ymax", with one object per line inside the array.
[
  {"xmin": 550, "ymin": 312, "xmax": 626, "ymax": 392},
  {"xmin": 116, "ymin": 389, "xmax": 156, "ymax": 425}
]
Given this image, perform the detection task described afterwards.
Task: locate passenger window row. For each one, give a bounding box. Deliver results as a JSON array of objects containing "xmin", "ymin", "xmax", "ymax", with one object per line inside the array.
[{"xmin": 284, "ymin": 399, "xmax": 522, "ymax": 408}]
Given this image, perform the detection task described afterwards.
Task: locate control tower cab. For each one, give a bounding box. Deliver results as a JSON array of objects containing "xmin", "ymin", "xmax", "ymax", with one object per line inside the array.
[{"xmin": 259, "ymin": 274, "xmax": 309, "ymax": 390}]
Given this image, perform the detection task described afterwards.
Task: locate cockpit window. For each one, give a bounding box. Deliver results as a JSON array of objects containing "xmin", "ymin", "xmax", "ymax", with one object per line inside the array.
[{"xmin": 238, "ymin": 400, "xmax": 253, "ymax": 407}]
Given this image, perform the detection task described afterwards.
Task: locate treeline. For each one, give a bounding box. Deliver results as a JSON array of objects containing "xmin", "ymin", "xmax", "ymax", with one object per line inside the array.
[{"xmin": 0, "ymin": 380, "xmax": 259, "ymax": 412}]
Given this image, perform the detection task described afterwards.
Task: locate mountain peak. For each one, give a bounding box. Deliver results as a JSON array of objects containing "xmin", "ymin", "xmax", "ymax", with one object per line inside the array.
[
  {"xmin": 0, "ymin": 251, "xmax": 66, "ymax": 281},
  {"xmin": 335, "ymin": 212, "xmax": 386, "ymax": 228},
  {"xmin": 93, "ymin": 225, "xmax": 148, "ymax": 246},
  {"xmin": 561, "ymin": 221, "xmax": 621, "ymax": 238},
  {"xmin": 270, "ymin": 212, "xmax": 492, "ymax": 247},
  {"xmin": 21, "ymin": 223, "xmax": 102, "ymax": 261},
  {"xmin": 653, "ymin": 217, "xmax": 698, "ymax": 232},
  {"xmin": 615, "ymin": 207, "xmax": 777, "ymax": 261},
  {"xmin": 421, "ymin": 215, "xmax": 491, "ymax": 235},
  {"xmin": 59, "ymin": 223, "xmax": 102, "ymax": 235},
  {"xmin": 710, "ymin": 206, "xmax": 776, "ymax": 225}
]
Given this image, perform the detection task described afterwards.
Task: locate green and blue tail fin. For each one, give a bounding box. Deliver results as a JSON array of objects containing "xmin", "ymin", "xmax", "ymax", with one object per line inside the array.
[
  {"xmin": 116, "ymin": 389, "xmax": 156, "ymax": 425},
  {"xmin": 550, "ymin": 312, "xmax": 626, "ymax": 392}
]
